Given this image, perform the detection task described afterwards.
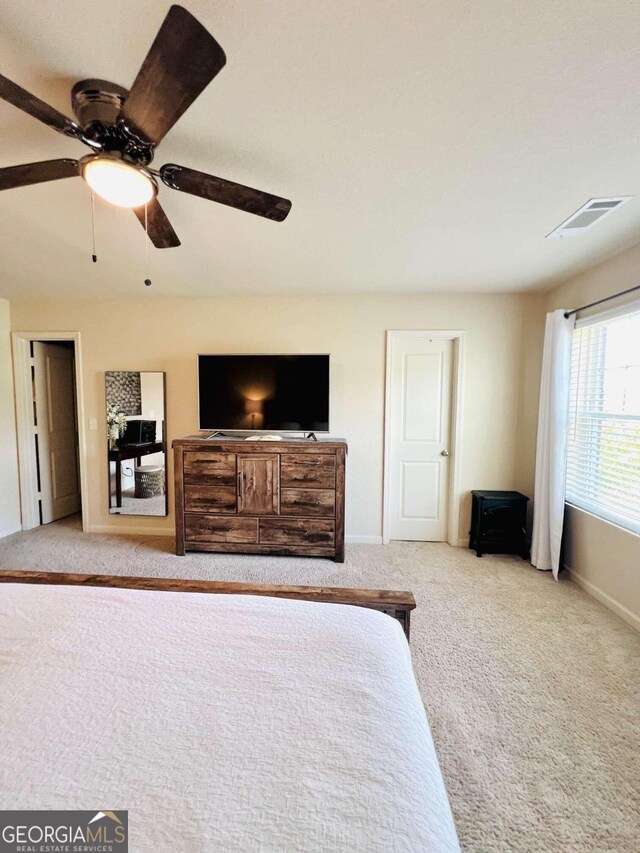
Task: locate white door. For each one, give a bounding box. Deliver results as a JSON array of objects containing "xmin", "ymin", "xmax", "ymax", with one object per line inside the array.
[
  {"xmin": 387, "ymin": 334, "xmax": 453, "ymax": 541},
  {"xmin": 33, "ymin": 342, "xmax": 81, "ymax": 523}
]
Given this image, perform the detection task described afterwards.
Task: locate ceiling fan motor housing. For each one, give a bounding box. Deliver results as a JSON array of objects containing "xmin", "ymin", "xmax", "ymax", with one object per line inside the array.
[
  {"xmin": 71, "ymin": 79, "xmax": 153, "ymax": 164},
  {"xmin": 71, "ymin": 79, "xmax": 127, "ymax": 127}
]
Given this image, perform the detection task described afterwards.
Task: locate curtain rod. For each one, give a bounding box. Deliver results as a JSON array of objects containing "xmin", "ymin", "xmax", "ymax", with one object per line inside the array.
[{"xmin": 564, "ymin": 283, "xmax": 640, "ymax": 319}]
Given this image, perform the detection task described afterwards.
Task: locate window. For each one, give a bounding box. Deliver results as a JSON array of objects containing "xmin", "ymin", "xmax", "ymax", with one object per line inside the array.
[{"xmin": 566, "ymin": 307, "xmax": 640, "ymax": 535}]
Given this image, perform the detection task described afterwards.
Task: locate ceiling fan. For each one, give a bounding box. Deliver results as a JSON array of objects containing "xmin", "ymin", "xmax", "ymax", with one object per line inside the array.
[{"xmin": 0, "ymin": 4, "xmax": 292, "ymax": 249}]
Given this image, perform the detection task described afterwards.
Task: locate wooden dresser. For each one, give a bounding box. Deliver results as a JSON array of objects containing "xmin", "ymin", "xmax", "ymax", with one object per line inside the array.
[{"xmin": 173, "ymin": 436, "xmax": 347, "ymax": 562}]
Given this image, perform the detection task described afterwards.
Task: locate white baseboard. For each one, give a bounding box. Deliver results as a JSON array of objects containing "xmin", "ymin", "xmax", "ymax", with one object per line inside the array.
[
  {"xmin": 349, "ymin": 535, "xmax": 465, "ymax": 546},
  {"xmin": 0, "ymin": 524, "xmax": 21, "ymax": 539},
  {"xmin": 88, "ymin": 524, "xmax": 174, "ymax": 537},
  {"xmin": 345, "ymin": 535, "xmax": 384, "ymax": 545},
  {"xmin": 566, "ymin": 565, "xmax": 640, "ymax": 633}
]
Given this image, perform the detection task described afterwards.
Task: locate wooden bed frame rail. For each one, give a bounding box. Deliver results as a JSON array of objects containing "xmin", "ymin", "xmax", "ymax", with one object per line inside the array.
[{"xmin": 0, "ymin": 570, "xmax": 416, "ymax": 640}]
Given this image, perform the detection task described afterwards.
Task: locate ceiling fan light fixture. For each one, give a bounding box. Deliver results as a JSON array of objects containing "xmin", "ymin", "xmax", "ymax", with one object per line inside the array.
[
  {"xmin": 0, "ymin": 5, "xmax": 290, "ymax": 249},
  {"xmin": 81, "ymin": 156, "xmax": 156, "ymax": 208}
]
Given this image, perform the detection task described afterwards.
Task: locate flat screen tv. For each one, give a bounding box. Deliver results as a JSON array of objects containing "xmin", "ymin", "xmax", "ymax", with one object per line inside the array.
[{"xmin": 198, "ymin": 354, "xmax": 330, "ymax": 433}]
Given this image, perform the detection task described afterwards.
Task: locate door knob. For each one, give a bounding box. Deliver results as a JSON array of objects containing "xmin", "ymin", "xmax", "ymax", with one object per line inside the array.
[{"xmin": 441, "ymin": 449, "xmax": 450, "ymax": 457}]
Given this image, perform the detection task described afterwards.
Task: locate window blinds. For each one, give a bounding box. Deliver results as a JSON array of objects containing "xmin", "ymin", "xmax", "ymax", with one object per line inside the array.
[{"xmin": 566, "ymin": 308, "xmax": 640, "ymax": 535}]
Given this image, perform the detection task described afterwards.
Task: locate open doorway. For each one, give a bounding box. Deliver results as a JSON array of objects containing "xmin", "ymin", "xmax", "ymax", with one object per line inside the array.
[{"xmin": 12, "ymin": 332, "xmax": 88, "ymax": 532}]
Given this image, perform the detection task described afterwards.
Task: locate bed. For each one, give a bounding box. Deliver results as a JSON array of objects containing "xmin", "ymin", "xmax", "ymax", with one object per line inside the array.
[{"xmin": 0, "ymin": 571, "xmax": 460, "ymax": 852}]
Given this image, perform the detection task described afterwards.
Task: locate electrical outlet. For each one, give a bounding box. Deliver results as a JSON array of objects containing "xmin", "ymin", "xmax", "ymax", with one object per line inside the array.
[{"xmin": 89, "ymin": 418, "xmax": 97, "ymax": 431}]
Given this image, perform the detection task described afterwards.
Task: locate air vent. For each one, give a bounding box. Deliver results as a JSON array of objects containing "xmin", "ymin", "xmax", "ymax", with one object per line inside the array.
[{"xmin": 547, "ymin": 197, "xmax": 632, "ymax": 238}]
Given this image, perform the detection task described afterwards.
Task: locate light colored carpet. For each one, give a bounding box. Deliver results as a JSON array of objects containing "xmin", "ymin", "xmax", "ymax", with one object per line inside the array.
[{"xmin": 1, "ymin": 516, "xmax": 638, "ymax": 853}]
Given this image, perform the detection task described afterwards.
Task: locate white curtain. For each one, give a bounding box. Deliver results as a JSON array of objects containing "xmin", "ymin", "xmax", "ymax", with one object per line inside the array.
[{"xmin": 531, "ymin": 309, "xmax": 575, "ymax": 578}]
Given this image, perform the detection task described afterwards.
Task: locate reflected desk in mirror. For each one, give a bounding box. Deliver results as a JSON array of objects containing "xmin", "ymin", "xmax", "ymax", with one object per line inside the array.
[{"xmin": 106, "ymin": 371, "xmax": 168, "ymax": 517}]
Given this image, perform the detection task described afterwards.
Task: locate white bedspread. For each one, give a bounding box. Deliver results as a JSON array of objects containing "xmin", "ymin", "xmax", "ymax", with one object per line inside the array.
[{"xmin": 0, "ymin": 583, "xmax": 459, "ymax": 852}]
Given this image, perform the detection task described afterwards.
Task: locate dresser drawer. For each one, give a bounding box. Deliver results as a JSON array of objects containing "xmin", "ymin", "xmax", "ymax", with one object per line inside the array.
[
  {"xmin": 184, "ymin": 451, "xmax": 236, "ymax": 485},
  {"xmin": 280, "ymin": 454, "xmax": 336, "ymax": 488},
  {"xmin": 280, "ymin": 488, "xmax": 335, "ymax": 517},
  {"xmin": 259, "ymin": 518, "xmax": 335, "ymax": 545},
  {"xmin": 185, "ymin": 514, "xmax": 257, "ymax": 543},
  {"xmin": 184, "ymin": 485, "xmax": 237, "ymax": 514}
]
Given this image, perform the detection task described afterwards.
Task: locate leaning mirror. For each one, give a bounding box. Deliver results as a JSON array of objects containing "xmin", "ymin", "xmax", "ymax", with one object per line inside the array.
[{"xmin": 106, "ymin": 371, "xmax": 168, "ymax": 516}]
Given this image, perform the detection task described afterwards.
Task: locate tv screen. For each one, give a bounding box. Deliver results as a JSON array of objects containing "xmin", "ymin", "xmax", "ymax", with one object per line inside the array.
[{"xmin": 198, "ymin": 355, "xmax": 330, "ymax": 432}]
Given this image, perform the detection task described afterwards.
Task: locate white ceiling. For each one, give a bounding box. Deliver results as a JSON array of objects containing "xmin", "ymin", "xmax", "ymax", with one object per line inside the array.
[{"xmin": 1, "ymin": 0, "xmax": 640, "ymax": 300}]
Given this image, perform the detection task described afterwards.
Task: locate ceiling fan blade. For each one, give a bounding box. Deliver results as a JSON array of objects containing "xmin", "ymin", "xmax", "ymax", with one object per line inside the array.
[
  {"xmin": 0, "ymin": 74, "xmax": 83, "ymax": 139},
  {"xmin": 133, "ymin": 197, "xmax": 181, "ymax": 248},
  {"xmin": 160, "ymin": 164, "xmax": 292, "ymax": 222},
  {"xmin": 0, "ymin": 158, "xmax": 79, "ymax": 191},
  {"xmin": 119, "ymin": 5, "xmax": 226, "ymax": 147}
]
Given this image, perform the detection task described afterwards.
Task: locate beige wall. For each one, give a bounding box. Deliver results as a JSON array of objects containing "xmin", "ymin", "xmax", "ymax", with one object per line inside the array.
[
  {"xmin": 9, "ymin": 280, "xmax": 638, "ymax": 626},
  {"xmin": 545, "ymin": 243, "xmax": 640, "ymax": 321},
  {"xmin": 513, "ymin": 290, "xmax": 547, "ymax": 529},
  {"xmin": 0, "ymin": 299, "xmax": 21, "ymax": 537},
  {"xmin": 10, "ymin": 293, "xmax": 535, "ymax": 542},
  {"xmin": 139, "ymin": 370, "xmax": 165, "ymax": 467},
  {"xmin": 520, "ymin": 244, "xmax": 640, "ymax": 629}
]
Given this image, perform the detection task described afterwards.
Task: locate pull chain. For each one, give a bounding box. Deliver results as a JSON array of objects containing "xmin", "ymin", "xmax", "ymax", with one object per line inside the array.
[
  {"xmin": 90, "ymin": 191, "xmax": 97, "ymax": 263},
  {"xmin": 144, "ymin": 202, "xmax": 152, "ymax": 287}
]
